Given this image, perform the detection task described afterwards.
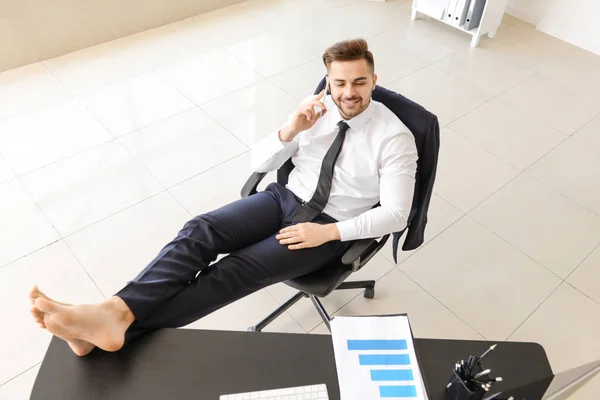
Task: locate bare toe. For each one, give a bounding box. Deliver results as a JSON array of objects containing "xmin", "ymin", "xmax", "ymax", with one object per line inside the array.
[{"xmin": 30, "ymin": 286, "xmax": 69, "ymax": 306}]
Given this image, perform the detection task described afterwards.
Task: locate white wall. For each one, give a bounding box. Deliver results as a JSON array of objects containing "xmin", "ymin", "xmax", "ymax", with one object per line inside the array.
[
  {"xmin": 506, "ymin": 0, "xmax": 600, "ymax": 55},
  {"xmin": 506, "ymin": 0, "xmax": 545, "ymax": 24}
]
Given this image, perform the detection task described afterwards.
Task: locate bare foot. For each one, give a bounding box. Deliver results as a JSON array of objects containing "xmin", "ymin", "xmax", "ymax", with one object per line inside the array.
[
  {"xmin": 29, "ymin": 286, "xmax": 96, "ymax": 357},
  {"xmin": 35, "ymin": 296, "xmax": 134, "ymax": 353}
]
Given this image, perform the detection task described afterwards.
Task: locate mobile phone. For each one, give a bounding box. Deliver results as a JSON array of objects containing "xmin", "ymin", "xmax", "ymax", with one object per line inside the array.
[{"xmin": 313, "ymin": 82, "xmax": 328, "ymax": 116}]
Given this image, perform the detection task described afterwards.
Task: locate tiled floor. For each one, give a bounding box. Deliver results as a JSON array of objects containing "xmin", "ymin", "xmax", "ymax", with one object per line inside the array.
[{"xmin": 1, "ymin": 0, "xmax": 599, "ymax": 398}]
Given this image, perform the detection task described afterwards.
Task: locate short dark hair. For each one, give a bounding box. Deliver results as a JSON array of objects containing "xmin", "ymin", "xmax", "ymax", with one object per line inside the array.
[{"xmin": 322, "ymin": 38, "xmax": 375, "ymax": 73}]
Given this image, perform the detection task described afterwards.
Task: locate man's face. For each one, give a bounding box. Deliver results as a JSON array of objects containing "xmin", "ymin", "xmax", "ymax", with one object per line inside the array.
[{"xmin": 327, "ymin": 59, "xmax": 377, "ymax": 120}]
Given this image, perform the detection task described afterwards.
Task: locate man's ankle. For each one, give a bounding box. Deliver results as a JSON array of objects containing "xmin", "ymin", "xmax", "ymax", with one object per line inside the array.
[{"xmin": 106, "ymin": 296, "xmax": 136, "ymax": 325}]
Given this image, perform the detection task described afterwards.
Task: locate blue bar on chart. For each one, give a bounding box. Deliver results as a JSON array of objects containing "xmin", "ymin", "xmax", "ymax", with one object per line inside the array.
[
  {"xmin": 370, "ymin": 369, "xmax": 414, "ymax": 381},
  {"xmin": 347, "ymin": 340, "xmax": 408, "ymax": 351},
  {"xmin": 379, "ymin": 385, "xmax": 418, "ymax": 398},
  {"xmin": 359, "ymin": 354, "xmax": 411, "ymax": 366}
]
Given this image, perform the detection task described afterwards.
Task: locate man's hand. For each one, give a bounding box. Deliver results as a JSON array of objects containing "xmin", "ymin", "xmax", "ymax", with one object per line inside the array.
[
  {"xmin": 276, "ymin": 222, "xmax": 341, "ymax": 250},
  {"xmin": 279, "ymin": 90, "xmax": 327, "ymax": 142}
]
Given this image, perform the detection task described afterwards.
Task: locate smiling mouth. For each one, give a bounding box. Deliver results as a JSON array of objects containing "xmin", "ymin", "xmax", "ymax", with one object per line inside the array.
[{"xmin": 342, "ymin": 99, "xmax": 360, "ymax": 107}]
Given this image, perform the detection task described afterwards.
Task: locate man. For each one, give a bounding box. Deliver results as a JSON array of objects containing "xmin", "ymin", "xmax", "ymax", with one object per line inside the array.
[{"xmin": 30, "ymin": 38, "xmax": 418, "ymax": 356}]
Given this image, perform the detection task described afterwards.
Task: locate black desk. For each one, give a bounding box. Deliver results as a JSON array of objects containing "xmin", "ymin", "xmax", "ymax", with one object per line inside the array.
[{"xmin": 31, "ymin": 329, "xmax": 552, "ymax": 399}]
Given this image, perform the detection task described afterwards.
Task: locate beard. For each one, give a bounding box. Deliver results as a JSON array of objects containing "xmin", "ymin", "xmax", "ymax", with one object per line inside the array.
[{"xmin": 333, "ymin": 95, "xmax": 369, "ymax": 119}]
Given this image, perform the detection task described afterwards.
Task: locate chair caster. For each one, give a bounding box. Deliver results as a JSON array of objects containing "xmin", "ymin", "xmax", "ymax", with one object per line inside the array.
[
  {"xmin": 364, "ymin": 287, "xmax": 375, "ymax": 299},
  {"xmin": 247, "ymin": 326, "xmax": 257, "ymax": 332}
]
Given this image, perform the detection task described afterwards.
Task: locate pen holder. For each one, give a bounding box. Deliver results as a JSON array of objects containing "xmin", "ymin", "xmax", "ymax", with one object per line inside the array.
[{"xmin": 446, "ymin": 370, "xmax": 485, "ymax": 400}]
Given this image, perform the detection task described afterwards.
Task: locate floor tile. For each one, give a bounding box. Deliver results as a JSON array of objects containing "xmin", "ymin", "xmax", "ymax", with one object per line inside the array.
[
  {"xmin": 170, "ymin": 152, "xmax": 279, "ymax": 217},
  {"xmin": 65, "ymin": 192, "xmax": 191, "ymax": 297},
  {"xmin": 0, "ymin": 179, "xmax": 59, "ymax": 268},
  {"xmin": 365, "ymin": 36, "xmax": 428, "ymax": 86},
  {"xmin": 477, "ymin": 25, "xmax": 575, "ymax": 71},
  {"xmin": 309, "ymin": 323, "xmax": 331, "ymax": 335},
  {"xmin": 169, "ymin": 152, "xmax": 265, "ymax": 216},
  {"xmin": 186, "ymin": 289, "xmax": 305, "ymax": 334},
  {"xmin": 575, "ymin": 113, "xmax": 600, "ymax": 152},
  {"xmin": 499, "ymin": 74, "xmax": 600, "ymax": 135},
  {"xmin": 0, "ymin": 100, "xmax": 112, "ymax": 175},
  {"xmin": 201, "ymin": 80, "xmax": 298, "ymax": 146},
  {"xmin": 20, "ymin": 141, "xmax": 163, "ymax": 236},
  {"xmin": 269, "ymin": 59, "xmax": 328, "ymax": 101},
  {"xmin": 387, "ymin": 66, "xmax": 492, "ymax": 126},
  {"xmin": 157, "ymin": 49, "xmax": 263, "ymax": 105},
  {"xmin": 0, "ymin": 62, "xmax": 70, "ymax": 121},
  {"xmin": 380, "ymin": 194, "xmax": 464, "ymax": 265},
  {"xmin": 378, "ymin": 18, "xmax": 467, "ymax": 64},
  {"xmin": 449, "ymin": 99, "xmax": 566, "ymax": 170},
  {"xmin": 332, "ymin": 268, "xmax": 484, "ymax": 340},
  {"xmin": 0, "ymin": 241, "xmax": 104, "ymax": 385},
  {"xmin": 471, "ymin": 174, "xmax": 600, "ymax": 279},
  {"xmin": 43, "ymin": 38, "xmax": 155, "ymax": 95},
  {"xmin": 0, "ymin": 156, "xmax": 14, "ymax": 184},
  {"xmin": 79, "ymin": 72, "xmax": 194, "ymax": 137},
  {"xmin": 270, "ymin": 35, "xmax": 427, "ymax": 100},
  {"xmin": 224, "ymin": 26, "xmax": 324, "ymax": 77},
  {"xmin": 567, "ymin": 245, "xmax": 600, "ymax": 305},
  {"xmin": 119, "ymin": 108, "xmax": 248, "ymax": 188},
  {"xmin": 539, "ymin": 48, "xmax": 600, "ymax": 97},
  {"xmin": 400, "ymin": 217, "xmax": 561, "ymax": 340},
  {"xmin": 0, "ymin": 364, "xmax": 40, "ymax": 398},
  {"xmin": 526, "ymin": 137, "xmax": 600, "ymax": 216},
  {"xmin": 334, "ymin": 0, "xmax": 414, "ymax": 36},
  {"xmin": 433, "ymin": 128, "xmax": 520, "ymax": 212},
  {"xmin": 293, "ymin": 0, "xmax": 414, "ymax": 49},
  {"xmin": 434, "ymin": 45, "xmax": 534, "ymax": 96},
  {"xmin": 265, "ymin": 254, "xmax": 395, "ymax": 332},
  {"xmin": 509, "ymin": 283, "xmax": 600, "ymax": 374}
]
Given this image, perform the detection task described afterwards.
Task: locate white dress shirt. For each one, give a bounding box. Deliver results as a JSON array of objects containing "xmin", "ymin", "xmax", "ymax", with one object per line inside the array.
[{"xmin": 251, "ymin": 95, "xmax": 418, "ymax": 242}]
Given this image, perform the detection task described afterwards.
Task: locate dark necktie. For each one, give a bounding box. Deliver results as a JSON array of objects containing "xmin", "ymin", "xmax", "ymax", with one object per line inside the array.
[{"xmin": 292, "ymin": 120, "xmax": 350, "ymax": 224}]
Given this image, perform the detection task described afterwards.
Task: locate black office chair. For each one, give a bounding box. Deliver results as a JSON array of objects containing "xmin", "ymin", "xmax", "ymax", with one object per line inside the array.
[{"xmin": 240, "ymin": 77, "xmax": 440, "ymax": 332}]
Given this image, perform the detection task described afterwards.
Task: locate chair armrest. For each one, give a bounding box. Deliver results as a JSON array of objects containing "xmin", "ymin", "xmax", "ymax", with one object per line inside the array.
[
  {"xmin": 341, "ymin": 235, "xmax": 390, "ymax": 272},
  {"xmin": 240, "ymin": 172, "xmax": 267, "ymax": 198}
]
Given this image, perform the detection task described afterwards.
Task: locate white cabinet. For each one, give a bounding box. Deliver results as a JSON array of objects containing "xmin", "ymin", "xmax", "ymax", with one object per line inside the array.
[{"xmin": 411, "ymin": 0, "xmax": 508, "ymax": 47}]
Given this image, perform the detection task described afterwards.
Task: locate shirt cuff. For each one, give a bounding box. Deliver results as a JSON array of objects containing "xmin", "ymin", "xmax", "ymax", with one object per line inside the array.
[{"xmin": 335, "ymin": 219, "xmax": 358, "ymax": 242}]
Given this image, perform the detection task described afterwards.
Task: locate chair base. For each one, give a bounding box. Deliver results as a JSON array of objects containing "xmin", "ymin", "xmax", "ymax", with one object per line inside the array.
[{"xmin": 248, "ymin": 280, "xmax": 376, "ymax": 333}]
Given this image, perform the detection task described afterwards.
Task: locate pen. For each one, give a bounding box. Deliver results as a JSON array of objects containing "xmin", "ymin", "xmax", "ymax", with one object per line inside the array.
[
  {"xmin": 465, "ymin": 355, "xmax": 475, "ymax": 376},
  {"xmin": 473, "ymin": 369, "xmax": 492, "ymax": 379},
  {"xmin": 478, "ymin": 344, "xmax": 497, "ymax": 362}
]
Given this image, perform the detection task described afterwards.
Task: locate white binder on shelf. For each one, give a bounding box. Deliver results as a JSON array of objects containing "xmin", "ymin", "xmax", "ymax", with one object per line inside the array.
[
  {"xmin": 443, "ymin": 0, "xmax": 459, "ymax": 23},
  {"xmin": 464, "ymin": 0, "xmax": 487, "ymax": 30},
  {"xmin": 415, "ymin": 0, "xmax": 448, "ymax": 20},
  {"xmin": 452, "ymin": 0, "xmax": 471, "ymax": 27}
]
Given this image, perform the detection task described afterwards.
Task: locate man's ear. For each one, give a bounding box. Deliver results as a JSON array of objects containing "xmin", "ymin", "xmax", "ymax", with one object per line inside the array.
[
  {"xmin": 325, "ymin": 76, "xmax": 330, "ymax": 93},
  {"xmin": 372, "ymin": 73, "xmax": 378, "ymax": 92}
]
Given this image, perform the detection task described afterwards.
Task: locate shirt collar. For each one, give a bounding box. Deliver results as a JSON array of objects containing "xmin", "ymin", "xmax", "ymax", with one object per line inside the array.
[{"xmin": 326, "ymin": 95, "xmax": 376, "ymax": 132}]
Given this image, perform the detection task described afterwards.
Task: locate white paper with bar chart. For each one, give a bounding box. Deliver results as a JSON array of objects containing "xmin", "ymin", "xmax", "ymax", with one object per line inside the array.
[{"xmin": 330, "ymin": 315, "xmax": 429, "ymax": 400}]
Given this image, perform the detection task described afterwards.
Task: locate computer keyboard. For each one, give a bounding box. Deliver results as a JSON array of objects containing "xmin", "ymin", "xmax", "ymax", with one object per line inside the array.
[{"xmin": 219, "ymin": 383, "xmax": 329, "ymax": 400}]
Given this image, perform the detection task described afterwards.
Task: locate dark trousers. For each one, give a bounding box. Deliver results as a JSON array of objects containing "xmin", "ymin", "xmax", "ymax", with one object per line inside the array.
[{"xmin": 116, "ymin": 183, "xmax": 352, "ymax": 340}]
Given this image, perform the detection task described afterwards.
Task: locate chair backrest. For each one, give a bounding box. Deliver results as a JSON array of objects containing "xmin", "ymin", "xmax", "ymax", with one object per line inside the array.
[{"xmin": 278, "ymin": 77, "xmax": 440, "ymax": 229}]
